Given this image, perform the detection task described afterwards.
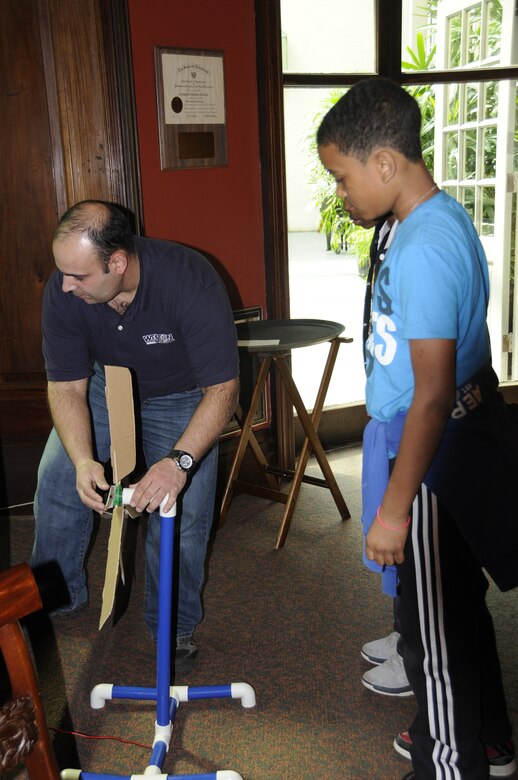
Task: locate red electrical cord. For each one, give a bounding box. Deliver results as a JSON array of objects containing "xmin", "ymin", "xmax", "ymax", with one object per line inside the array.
[{"xmin": 50, "ymin": 726, "xmax": 152, "ymax": 750}]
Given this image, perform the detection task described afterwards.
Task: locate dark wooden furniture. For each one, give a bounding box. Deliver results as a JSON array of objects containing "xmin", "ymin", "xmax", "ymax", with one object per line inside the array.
[{"xmin": 0, "ymin": 563, "xmax": 60, "ymax": 779}]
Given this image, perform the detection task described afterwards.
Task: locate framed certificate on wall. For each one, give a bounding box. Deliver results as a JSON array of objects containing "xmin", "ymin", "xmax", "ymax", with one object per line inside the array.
[{"xmin": 154, "ymin": 46, "xmax": 228, "ymax": 170}]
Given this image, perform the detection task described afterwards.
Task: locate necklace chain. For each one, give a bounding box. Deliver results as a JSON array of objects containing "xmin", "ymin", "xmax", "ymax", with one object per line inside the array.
[{"xmin": 407, "ymin": 183, "xmax": 438, "ymax": 218}]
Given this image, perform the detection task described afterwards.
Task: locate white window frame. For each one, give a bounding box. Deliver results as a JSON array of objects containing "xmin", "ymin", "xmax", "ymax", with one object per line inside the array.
[{"xmin": 435, "ymin": 0, "xmax": 517, "ymax": 379}]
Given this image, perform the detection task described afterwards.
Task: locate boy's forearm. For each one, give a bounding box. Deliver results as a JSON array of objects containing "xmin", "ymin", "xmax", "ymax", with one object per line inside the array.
[
  {"xmin": 379, "ymin": 337, "xmax": 457, "ymax": 524},
  {"xmin": 381, "ymin": 397, "xmax": 452, "ymax": 523}
]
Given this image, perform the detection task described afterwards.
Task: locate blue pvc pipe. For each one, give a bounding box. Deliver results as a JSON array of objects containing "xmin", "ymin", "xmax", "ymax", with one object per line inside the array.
[
  {"xmin": 111, "ymin": 686, "xmax": 157, "ymax": 701},
  {"xmin": 156, "ymin": 512, "xmax": 174, "ymax": 726},
  {"xmin": 148, "ymin": 740, "xmax": 167, "ymax": 770},
  {"xmin": 169, "ymin": 775, "xmax": 219, "ymax": 779},
  {"xmin": 78, "ymin": 775, "xmax": 218, "ymax": 780},
  {"xmin": 187, "ymin": 685, "xmax": 233, "ymax": 700},
  {"xmin": 76, "ymin": 774, "xmax": 130, "ymax": 779}
]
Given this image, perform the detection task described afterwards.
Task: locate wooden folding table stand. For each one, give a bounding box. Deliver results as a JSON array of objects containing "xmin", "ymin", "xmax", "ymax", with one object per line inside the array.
[{"xmin": 220, "ymin": 327, "xmax": 352, "ymax": 548}]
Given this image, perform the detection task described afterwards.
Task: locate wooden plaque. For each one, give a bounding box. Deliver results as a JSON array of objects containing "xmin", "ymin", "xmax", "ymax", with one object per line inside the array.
[{"xmin": 154, "ymin": 46, "xmax": 228, "ymax": 170}]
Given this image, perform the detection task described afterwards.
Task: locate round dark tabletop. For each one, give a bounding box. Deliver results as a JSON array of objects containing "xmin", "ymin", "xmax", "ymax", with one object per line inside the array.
[{"xmin": 236, "ymin": 318, "xmax": 345, "ymax": 353}]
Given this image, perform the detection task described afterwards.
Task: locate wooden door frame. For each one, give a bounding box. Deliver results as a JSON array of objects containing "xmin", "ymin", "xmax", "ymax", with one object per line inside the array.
[{"xmin": 254, "ymin": 0, "xmax": 294, "ymax": 469}]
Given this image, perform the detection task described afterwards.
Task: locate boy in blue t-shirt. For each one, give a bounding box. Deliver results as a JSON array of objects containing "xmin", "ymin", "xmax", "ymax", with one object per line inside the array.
[{"xmin": 317, "ymin": 78, "xmax": 517, "ymax": 779}]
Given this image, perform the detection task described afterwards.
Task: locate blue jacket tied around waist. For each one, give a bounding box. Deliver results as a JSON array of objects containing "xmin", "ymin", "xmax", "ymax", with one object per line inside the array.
[{"xmin": 361, "ymin": 364, "xmax": 518, "ymax": 595}]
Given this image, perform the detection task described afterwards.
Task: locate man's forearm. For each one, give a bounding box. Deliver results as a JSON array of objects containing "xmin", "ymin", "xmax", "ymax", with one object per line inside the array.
[
  {"xmin": 48, "ymin": 379, "xmax": 109, "ymax": 511},
  {"xmin": 47, "ymin": 379, "xmax": 94, "ymax": 467},
  {"xmin": 173, "ymin": 377, "xmax": 239, "ymax": 460}
]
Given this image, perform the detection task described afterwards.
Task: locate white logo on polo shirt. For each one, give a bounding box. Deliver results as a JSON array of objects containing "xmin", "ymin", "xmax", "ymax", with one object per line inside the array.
[{"xmin": 142, "ymin": 333, "xmax": 175, "ymax": 345}]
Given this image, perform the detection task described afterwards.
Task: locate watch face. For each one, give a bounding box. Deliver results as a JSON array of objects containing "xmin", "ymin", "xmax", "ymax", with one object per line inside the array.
[{"xmin": 178, "ymin": 453, "xmax": 193, "ymax": 470}]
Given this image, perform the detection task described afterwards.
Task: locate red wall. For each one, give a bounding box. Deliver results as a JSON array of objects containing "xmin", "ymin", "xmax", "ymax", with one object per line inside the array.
[{"xmin": 127, "ymin": 0, "xmax": 266, "ymax": 312}]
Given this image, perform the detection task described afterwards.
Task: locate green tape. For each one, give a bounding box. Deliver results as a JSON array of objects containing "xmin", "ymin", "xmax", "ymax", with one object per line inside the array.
[{"xmin": 113, "ymin": 482, "xmax": 123, "ymax": 507}]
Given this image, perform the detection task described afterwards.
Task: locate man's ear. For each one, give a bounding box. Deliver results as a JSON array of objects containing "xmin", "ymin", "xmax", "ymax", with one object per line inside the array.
[
  {"xmin": 374, "ymin": 149, "xmax": 397, "ymax": 185},
  {"xmin": 108, "ymin": 251, "xmax": 128, "ymax": 275}
]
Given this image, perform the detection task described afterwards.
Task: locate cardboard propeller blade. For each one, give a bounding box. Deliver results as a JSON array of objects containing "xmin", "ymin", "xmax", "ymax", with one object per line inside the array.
[
  {"xmin": 100, "ymin": 366, "xmax": 137, "ymax": 629},
  {"xmin": 99, "ymin": 504, "xmax": 125, "ymax": 629},
  {"xmin": 105, "ymin": 365, "xmax": 136, "ymax": 484}
]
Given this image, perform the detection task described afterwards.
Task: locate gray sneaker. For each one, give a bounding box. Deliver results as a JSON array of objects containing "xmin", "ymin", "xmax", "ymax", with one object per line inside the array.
[
  {"xmin": 362, "ymin": 652, "xmax": 413, "ymax": 697},
  {"xmin": 175, "ymin": 635, "xmax": 198, "ymax": 670},
  {"xmin": 361, "ymin": 630, "xmax": 400, "ymax": 665}
]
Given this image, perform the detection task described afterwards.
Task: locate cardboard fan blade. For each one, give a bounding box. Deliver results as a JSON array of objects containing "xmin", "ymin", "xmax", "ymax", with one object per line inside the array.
[
  {"xmin": 105, "ymin": 365, "xmax": 136, "ymax": 484},
  {"xmin": 99, "ymin": 504, "xmax": 125, "ymax": 629},
  {"xmin": 100, "ymin": 366, "xmax": 136, "ymax": 629}
]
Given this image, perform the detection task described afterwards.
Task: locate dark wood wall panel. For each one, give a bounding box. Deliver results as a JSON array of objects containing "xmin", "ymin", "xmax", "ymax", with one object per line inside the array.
[
  {"xmin": 48, "ymin": 0, "xmax": 122, "ymax": 204},
  {"xmin": 0, "ymin": 0, "xmax": 139, "ymax": 439},
  {"xmin": 0, "ymin": 0, "xmax": 59, "ymax": 381}
]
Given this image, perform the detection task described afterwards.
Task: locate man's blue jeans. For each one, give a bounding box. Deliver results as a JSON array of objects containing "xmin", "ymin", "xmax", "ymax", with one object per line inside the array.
[{"xmin": 31, "ymin": 367, "xmax": 218, "ymax": 639}]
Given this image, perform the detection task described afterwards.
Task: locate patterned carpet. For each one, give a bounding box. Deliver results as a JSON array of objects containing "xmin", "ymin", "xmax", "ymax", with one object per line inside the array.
[{"xmin": 2, "ymin": 446, "xmax": 517, "ymax": 779}]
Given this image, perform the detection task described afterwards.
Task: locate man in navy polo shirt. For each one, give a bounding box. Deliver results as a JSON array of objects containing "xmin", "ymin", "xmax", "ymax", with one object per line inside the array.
[{"xmin": 31, "ymin": 200, "xmax": 239, "ymax": 669}]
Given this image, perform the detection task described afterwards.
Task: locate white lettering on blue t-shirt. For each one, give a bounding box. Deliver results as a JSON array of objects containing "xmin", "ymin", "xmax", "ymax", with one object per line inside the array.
[{"xmin": 372, "ymin": 311, "xmax": 397, "ymax": 366}]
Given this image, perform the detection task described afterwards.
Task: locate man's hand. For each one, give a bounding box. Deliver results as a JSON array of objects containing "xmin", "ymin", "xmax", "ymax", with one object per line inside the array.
[
  {"xmin": 365, "ymin": 513, "xmax": 409, "ymax": 567},
  {"xmin": 129, "ymin": 458, "xmax": 187, "ymax": 515},
  {"xmin": 48, "ymin": 379, "xmax": 109, "ymax": 512},
  {"xmin": 75, "ymin": 459, "xmax": 110, "ymax": 513},
  {"xmin": 125, "ymin": 378, "xmax": 238, "ymax": 516}
]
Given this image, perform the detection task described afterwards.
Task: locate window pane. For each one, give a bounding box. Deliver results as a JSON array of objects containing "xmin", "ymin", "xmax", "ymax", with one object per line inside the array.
[
  {"xmin": 447, "ymin": 12, "xmax": 462, "ymax": 68},
  {"xmin": 446, "ymin": 131, "xmax": 459, "ymax": 179},
  {"xmin": 280, "ymin": 0, "xmax": 375, "ymax": 73},
  {"xmin": 481, "ymin": 186, "xmax": 496, "ymax": 235},
  {"xmin": 463, "ymin": 129, "xmax": 477, "ymax": 179},
  {"xmin": 401, "ymin": 1, "xmax": 437, "ymax": 73},
  {"xmin": 437, "ymin": 80, "xmax": 500, "ymax": 238},
  {"xmin": 465, "ymin": 83, "xmax": 479, "ymax": 123},
  {"xmin": 284, "ymin": 88, "xmax": 339, "ymax": 231},
  {"xmin": 447, "ymin": 83, "xmax": 460, "ymax": 125},
  {"xmin": 467, "ymin": 5, "xmax": 482, "ymax": 64},
  {"xmin": 486, "ymin": 0, "xmax": 503, "ymax": 60},
  {"xmin": 284, "ymin": 85, "xmax": 367, "ymax": 406},
  {"xmin": 462, "ymin": 187, "xmax": 476, "ymax": 221},
  {"xmin": 444, "ymin": 185, "xmax": 458, "ymax": 200},
  {"xmin": 484, "ymin": 81, "xmax": 498, "ymax": 120},
  {"xmin": 441, "ymin": 1, "xmax": 515, "ymax": 69},
  {"xmin": 482, "ymin": 126, "xmax": 497, "ymax": 178}
]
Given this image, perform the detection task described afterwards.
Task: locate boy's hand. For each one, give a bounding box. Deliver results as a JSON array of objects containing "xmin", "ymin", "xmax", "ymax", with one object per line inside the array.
[{"xmin": 365, "ymin": 516, "xmax": 409, "ymax": 566}]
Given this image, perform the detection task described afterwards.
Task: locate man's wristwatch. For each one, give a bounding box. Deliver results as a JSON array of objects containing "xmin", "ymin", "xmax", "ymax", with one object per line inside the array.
[{"xmin": 168, "ymin": 449, "xmax": 196, "ymax": 474}]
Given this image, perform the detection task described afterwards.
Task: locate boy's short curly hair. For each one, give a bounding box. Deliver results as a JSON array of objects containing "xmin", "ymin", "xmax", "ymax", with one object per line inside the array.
[{"xmin": 317, "ymin": 77, "xmax": 423, "ymax": 163}]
